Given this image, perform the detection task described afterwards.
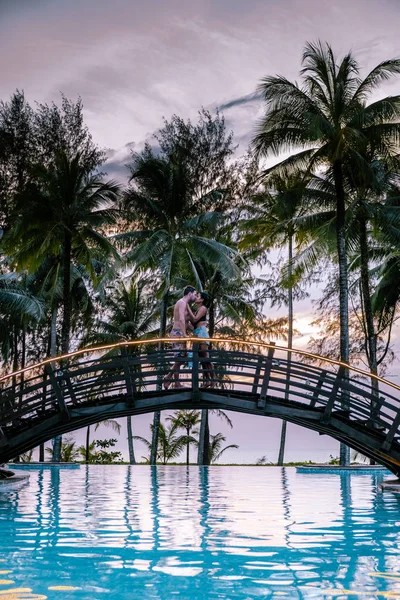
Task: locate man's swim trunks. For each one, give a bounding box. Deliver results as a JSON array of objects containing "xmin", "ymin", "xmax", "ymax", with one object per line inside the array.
[{"xmin": 170, "ymin": 328, "xmax": 186, "ymax": 358}]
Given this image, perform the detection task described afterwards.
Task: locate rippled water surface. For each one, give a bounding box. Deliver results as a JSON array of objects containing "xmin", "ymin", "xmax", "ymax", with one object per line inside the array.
[{"xmin": 1, "ymin": 466, "xmax": 400, "ymax": 599}]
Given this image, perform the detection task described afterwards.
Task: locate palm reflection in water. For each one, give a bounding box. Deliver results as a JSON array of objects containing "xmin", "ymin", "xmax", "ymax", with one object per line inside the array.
[{"xmin": 0, "ymin": 467, "xmax": 400, "ymax": 598}]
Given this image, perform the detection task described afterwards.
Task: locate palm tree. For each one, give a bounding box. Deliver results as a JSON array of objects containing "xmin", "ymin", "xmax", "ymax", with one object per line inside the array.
[
  {"xmin": 0, "ymin": 271, "xmax": 43, "ymax": 363},
  {"xmin": 4, "ymin": 151, "xmax": 119, "ymax": 461},
  {"xmin": 240, "ymin": 174, "xmax": 309, "ymax": 464},
  {"xmin": 197, "ymin": 408, "xmax": 234, "ymax": 466},
  {"xmin": 292, "ymin": 167, "xmax": 400, "ymax": 422},
  {"xmin": 209, "ymin": 432, "xmax": 238, "ymax": 464},
  {"xmin": 120, "ymin": 150, "xmax": 241, "ymax": 464},
  {"xmin": 84, "ymin": 276, "xmax": 157, "ymax": 346},
  {"xmin": 5, "ymin": 150, "xmax": 120, "ymax": 355},
  {"xmin": 83, "ymin": 275, "xmax": 157, "ymax": 464},
  {"xmin": 254, "ymin": 42, "xmax": 400, "ymax": 464},
  {"xmin": 133, "ymin": 420, "xmax": 197, "ymax": 465},
  {"xmin": 45, "ymin": 435, "xmax": 79, "ymax": 462},
  {"xmin": 78, "ymin": 440, "xmax": 96, "ymax": 463},
  {"xmin": 167, "ymin": 410, "xmax": 201, "ymax": 465},
  {"xmin": 27, "ymin": 255, "xmax": 96, "ymax": 461}
]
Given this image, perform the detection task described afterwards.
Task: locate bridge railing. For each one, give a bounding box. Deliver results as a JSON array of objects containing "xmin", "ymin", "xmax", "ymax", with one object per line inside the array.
[{"xmin": 0, "ymin": 338, "xmax": 400, "ymax": 454}]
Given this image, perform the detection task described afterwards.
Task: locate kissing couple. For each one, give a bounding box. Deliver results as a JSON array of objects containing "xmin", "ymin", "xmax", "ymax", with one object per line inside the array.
[{"xmin": 163, "ymin": 286, "xmax": 214, "ymax": 389}]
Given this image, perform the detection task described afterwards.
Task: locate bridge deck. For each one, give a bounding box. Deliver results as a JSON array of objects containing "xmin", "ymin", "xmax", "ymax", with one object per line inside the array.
[{"xmin": 1, "ymin": 339, "xmax": 400, "ymax": 473}]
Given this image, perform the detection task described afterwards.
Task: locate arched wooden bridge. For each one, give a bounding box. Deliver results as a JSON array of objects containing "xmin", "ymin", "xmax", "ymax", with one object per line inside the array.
[{"xmin": 1, "ymin": 338, "xmax": 400, "ymax": 474}]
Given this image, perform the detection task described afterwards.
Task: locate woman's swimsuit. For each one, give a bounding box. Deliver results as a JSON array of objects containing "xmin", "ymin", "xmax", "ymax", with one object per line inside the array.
[{"xmin": 193, "ymin": 312, "xmax": 210, "ymax": 343}]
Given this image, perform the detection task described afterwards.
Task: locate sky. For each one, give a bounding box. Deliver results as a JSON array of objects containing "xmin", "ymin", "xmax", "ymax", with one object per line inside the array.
[{"xmin": 1, "ymin": 0, "xmax": 400, "ymax": 463}]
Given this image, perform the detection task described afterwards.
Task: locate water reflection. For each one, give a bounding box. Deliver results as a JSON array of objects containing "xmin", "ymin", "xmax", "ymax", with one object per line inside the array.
[{"xmin": 0, "ymin": 467, "xmax": 399, "ymax": 598}]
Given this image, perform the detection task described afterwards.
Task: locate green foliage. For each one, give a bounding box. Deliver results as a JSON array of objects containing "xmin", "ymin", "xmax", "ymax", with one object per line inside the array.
[
  {"xmin": 209, "ymin": 432, "xmax": 239, "ymax": 464},
  {"xmin": 19, "ymin": 449, "xmax": 34, "ymax": 463},
  {"xmin": 78, "ymin": 438, "xmax": 123, "ymax": 464},
  {"xmin": 256, "ymin": 455, "xmax": 273, "ymax": 465},
  {"xmin": 45, "ymin": 435, "xmax": 79, "ymax": 462},
  {"xmin": 92, "ymin": 439, "xmax": 123, "ymax": 464},
  {"xmin": 134, "ymin": 420, "xmax": 198, "ymax": 464},
  {"xmin": 1, "ymin": 45, "xmax": 400, "ymax": 468}
]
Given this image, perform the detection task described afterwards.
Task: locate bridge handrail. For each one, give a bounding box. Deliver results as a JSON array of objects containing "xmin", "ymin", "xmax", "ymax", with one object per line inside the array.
[
  {"xmin": 2, "ymin": 337, "xmax": 400, "ymax": 473},
  {"xmin": 0, "ymin": 337, "xmax": 398, "ymax": 394}
]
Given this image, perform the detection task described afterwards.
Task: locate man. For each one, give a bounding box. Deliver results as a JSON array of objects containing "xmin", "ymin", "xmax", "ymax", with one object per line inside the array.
[{"xmin": 163, "ymin": 286, "xmax": 197, "ymax": 389}]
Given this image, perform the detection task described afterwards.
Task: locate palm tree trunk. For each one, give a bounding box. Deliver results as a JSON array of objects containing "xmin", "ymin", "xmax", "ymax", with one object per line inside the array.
[
  {"xmin": 198, "ymin": 409, "xmax": 210, "ymax": 465},
  {"xmin": 278, "ymin": 231, "xmax": 293, "ymax": 466},
  {"xmin": 12, "ymin": 324, "xmax": 20, "ymax": 462},
  {"xmin": 204, "ymin": 415, "xmax": 210, "ymax": 465},
  {"xmin": 359, "ymin": 213, "xmax": 378, "ymax": 464},
  {"xmin": 20, "ymin": 321, "xmax": 26, "ymax": 405},
  {"xmin": 333, "ymin": 160, "xmax": 350, "ymax": 466},
  {"xmin": 150, "ymin": 410, "xmax": 161, "ymax": 465},
  {"xmin": 151, "ymin": 292, "xmax": 168, "ymax": 465},
  {"xmin": 359, "ymin": 214, "xmax": 378, "ymax": 379},
  {"xmin": 56, "ymin": 231, "xmax": 72, "ymax": 464},
  {"xmin": 11, "ymin": 324, "xmax": 18, "ymax": 399},
  {"xmin": 127, "ymin": 416, "xmax": 136, "ymax": 465},
  {"xmin": 160, "ymin": 292, "xmax": 168, "ymax": 339},
  {"xmin": 50, "ymin": 304, "xmax": 57, "ymax": 356},
  {"xmin": 198, "ymin": 299, "xmax": 215, "ymax": 465},
  {"xmin": 186, "ymin": 426, "xmax": 190, "ymax": 466},
  {"xmin": 50, "ymin": 304, "xmax": 62, "ymax": 463},
  {"xmin": 198, "ymin": 409, "xmax": 207, "ymax": 465},
  {"xmin": 61, "ymin": 231, "xmax": 72, "ymax": 355}
]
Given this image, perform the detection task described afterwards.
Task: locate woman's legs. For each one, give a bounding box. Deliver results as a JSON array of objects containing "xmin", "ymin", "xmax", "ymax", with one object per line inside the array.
[{"xmin": 199, "ymin": 343, "xmax": 214, "ymax": 387}]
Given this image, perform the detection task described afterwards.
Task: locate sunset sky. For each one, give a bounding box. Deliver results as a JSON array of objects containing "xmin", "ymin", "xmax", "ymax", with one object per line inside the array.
[{"xmin": 1, "ymin": 0, "xmax": 400, "ymax": 462}]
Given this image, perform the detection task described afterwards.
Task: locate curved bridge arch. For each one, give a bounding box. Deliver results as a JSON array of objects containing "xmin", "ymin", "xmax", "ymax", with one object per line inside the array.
[{"xmin": 1, "ymin": 338, "xmax": 400, "ymax": 474}]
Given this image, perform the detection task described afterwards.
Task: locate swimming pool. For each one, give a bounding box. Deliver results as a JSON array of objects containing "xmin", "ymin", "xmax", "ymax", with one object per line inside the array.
[{"xmin": 0, "ymin": 465, "xmax": 399, "ymax": 599}]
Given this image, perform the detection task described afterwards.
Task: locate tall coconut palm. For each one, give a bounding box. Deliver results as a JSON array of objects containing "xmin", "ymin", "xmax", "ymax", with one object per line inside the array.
[
  {"xmin": 240, "ymin": 174, "xmax": 309, "ymax": 464},
  {"xmin": 184, "ymin": 225, "xmax": 267, "ymax": 465},
  {"xmin": 292, "ymin": 167, "xmax": 400, "ymax": 417},
  {"xmin": 120, "ymin": 150, "xmax": 241, "ymax": 464},
  {"xmin": 254, "ymin": 42, "xmax": 400, "ymax": 464}
]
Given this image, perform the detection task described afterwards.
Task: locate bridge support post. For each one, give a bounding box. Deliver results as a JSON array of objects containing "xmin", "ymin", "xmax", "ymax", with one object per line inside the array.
[
  {"xmin": 121, "ymin": 347, "xmax": 136, "ymax": 406},
  {"xmin": 310, "ymin": 370, "xmax": 328, "ymax": 408},
  {"xmin": 44, "ymin": 364, "xmax": 70, "ymax": 419},
  {"xmin": 321, "ymin": 366, "xmax": 345, "ymax": 424},
  {"xmin": 258, "ymin": 343, "xmax": 276, "ymax": 409},
  {"xmin": 45, "ymin": 363, "xmax": 70, "ymax": 463},
  {"xmin": 382, "ymin": 408, "xmax": 400, "ymax": 451},
  {"xmin": 0, "ymin": 427, "xmax": 8, "ymax": 448},
  {"xmin": 192, "ymin": 343, "xmax": 199, "ymax": 400}
]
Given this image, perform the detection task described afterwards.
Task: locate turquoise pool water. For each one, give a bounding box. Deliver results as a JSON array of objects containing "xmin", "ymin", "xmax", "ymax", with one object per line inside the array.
[{"xmin": 0, "ymin": 466, "xmax": 399, "ymax": 599}]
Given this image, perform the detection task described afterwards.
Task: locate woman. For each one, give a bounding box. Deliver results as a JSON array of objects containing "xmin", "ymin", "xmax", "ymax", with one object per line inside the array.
[{"xmin": 187, "ymin": 291, "xmax": 215, "ymax": 388}]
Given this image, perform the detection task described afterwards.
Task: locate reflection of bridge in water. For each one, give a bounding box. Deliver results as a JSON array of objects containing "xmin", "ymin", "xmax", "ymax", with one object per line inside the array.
[{"xmin": 1, "ymin": 338, "xmax": 400, "ymax": 473}]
